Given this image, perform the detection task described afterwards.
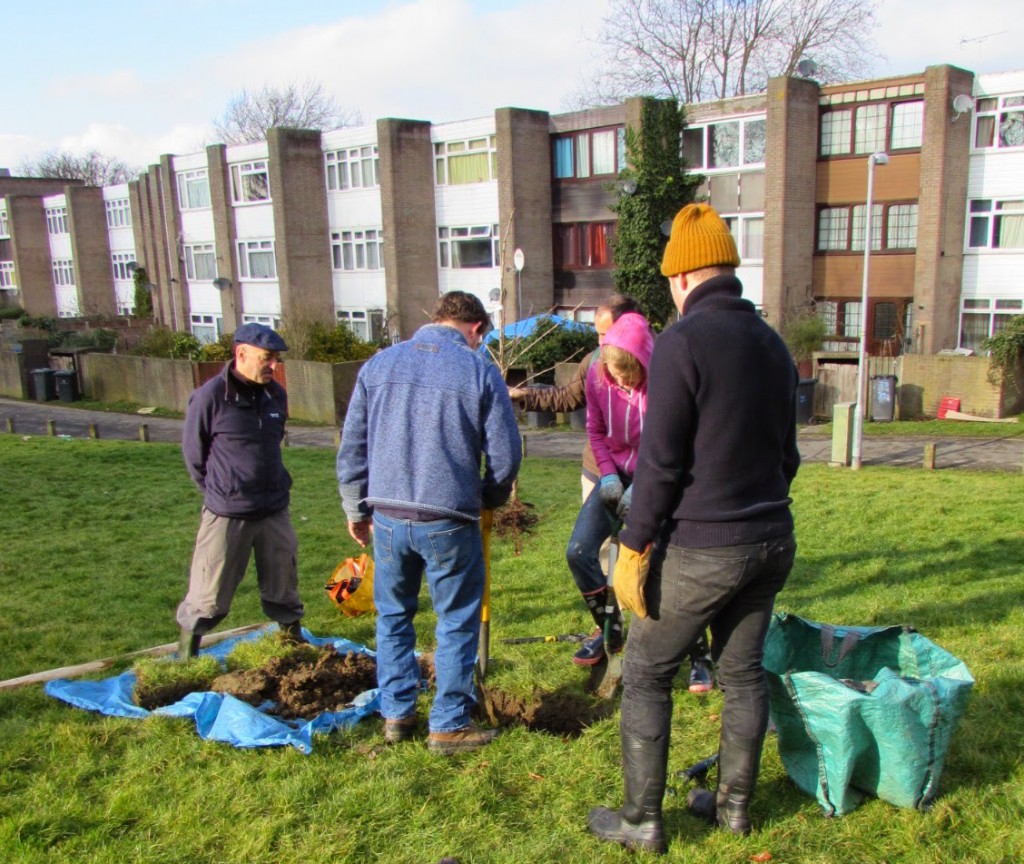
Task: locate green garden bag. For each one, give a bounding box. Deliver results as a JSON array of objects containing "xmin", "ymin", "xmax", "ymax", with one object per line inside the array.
[{"xmin": 763, "ymin": 612, "xmax": 974, "ymax": 816}]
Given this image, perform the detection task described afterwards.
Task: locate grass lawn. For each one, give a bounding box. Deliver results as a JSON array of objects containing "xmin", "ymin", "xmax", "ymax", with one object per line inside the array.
[{"xmin": 0, "ymin": 435, "xmax": 1022, "ymax": 863}]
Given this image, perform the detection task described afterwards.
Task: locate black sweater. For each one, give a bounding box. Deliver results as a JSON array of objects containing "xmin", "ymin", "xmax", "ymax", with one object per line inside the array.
[{"xmin": 620, "ymin": 275, "xmax": 800, "ymax": 552}]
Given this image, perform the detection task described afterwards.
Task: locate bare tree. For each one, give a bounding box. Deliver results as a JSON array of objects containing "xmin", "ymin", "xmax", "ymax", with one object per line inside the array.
[
  {"xmin": 212, "ymin": 80, "xmax": 363, "ymax": 144},
  {"xmin": 17, "ymin": 150, "xmax": 139, "ymax": 186},
  {"xmin": 573, "ymin": 0, "xmax": 880, "ymax": 107}
]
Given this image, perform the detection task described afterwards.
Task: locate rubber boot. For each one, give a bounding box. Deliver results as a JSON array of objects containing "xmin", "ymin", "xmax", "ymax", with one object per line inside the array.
[
  {"xmin": 581, "ymin": 586, "xmax": 608, "ymax": 629},
  {"xmin": 177, "ymin": 627, "xmax": 202, "ymax": 660},
  {"xmin": 575, "ymin": 588, "xmax": 610, "ymax": 665},
  {"xmin": 587, "ymin": 734, "xmax": 669, "ymax": 854},
  {"xmin": 605, "ymin": 591, "xmax": 624, "ymax": 654},
  {"xmin": 686, "ymin": 730, "xmax": 765, "ymax": 835}
]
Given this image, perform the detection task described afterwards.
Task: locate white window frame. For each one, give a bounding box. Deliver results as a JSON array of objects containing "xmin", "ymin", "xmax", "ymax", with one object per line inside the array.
[
  {"xmin": 46, "ymin": 206, "xmax": 69, "ymax": 235},
  {"xmin": 52, "ymin": 258, "xmax": 75, "ymax": 286},
  {"xmin": 177, "ymin": 169, "xmax": 212, "ymax": 209},
  {"xmin": 959, "ymin": 298, "xmax": 1024, "ymax": 351},
  {"xmin": 0, "ymin": 208, "xmax": 9, "ymax": 237},
  {"xmin": 183, "ymin": 243, "xmax": 217, "ymax": 281},
  {"xmin": 973, "ymin": 94, "xmax": 1024, "ymax": 150},
  {"xmin": 966, "ymin": 198, "xmax": 1024, "ymax": 251},
  {"xmin": 105, "ymin": 198, "xmax": 132, "ymax": 228},
  {"xmin": 241, "ymin": 313, "xmax": 282, "ymax": 329},
  {"xmin": 553, "ymin": 127, "xmax": 627, "ymax": 180},
  {"xmin": 325, "ymin": 145, "xmax": 379, "ymax": 191},
  {"xmin": 684, "ymin": 117, "xmax": 766, "ymax": 170},
  {"xmin": 721, "ymin": 213, "xmax": 765, "ymax": 260},
  {"xmin": 331, "ymin": 229, "xmax": 383, "ymax": 271},
  {"xmin": 0, "ymin": 261, "xmax": 15, "ymax": 290},
  {"xmin": 438, "ymin": 224, "xmax": 501, "ymax": 269},
  {"xmin": 236, "ymin": 239, "xmax": 277, "ymax": 280},
  {"xmin": 190, "ymin": 313, "xmax": 223, "ymax": 344},
  {"xmin": 230, "ymin": 160, "xmax": 271, "ymax": 204},
  {"xmin": 111, "ymin": 251, "xmax": 136, "ymax": 281},
  {"xmin": 435, "ymin": 136, "xmax": 498, "ymax": 185}
]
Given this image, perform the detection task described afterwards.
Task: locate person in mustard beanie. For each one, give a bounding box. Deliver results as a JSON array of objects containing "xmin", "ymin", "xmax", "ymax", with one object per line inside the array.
[{"xmin": 587, "ymin": 203, "xmax": 800, "ymax": 854}]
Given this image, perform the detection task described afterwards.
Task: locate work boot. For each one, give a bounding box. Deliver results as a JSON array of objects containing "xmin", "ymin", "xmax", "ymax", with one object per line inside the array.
[
  {"xmin": 573, "ymin": 628, "xmax": 605, "ymax": 666},
  {"xmin": 278, "ymin": 620, "xmax": 305, "ymax": 644},
  {"xmin": 688, "ymin": 656, "xmax": 714, "ymax": 693},
  {"xmin": 427, "ymin": 723, "xmax": 499, "ymax": 755},
  {"xmin": 382, "ymin": 715, "xmax": 418, "ymax": 744},
  {"xmin": 177, "ymin": 627, "xmax": 202, "ymax": 660},
  {"xmin": 587, "ymin": 733, "xmax": 669, "ymax": 854},
  {"xmin": 686, "ymin": 730, "xmax": 765, "ymax": 835}
]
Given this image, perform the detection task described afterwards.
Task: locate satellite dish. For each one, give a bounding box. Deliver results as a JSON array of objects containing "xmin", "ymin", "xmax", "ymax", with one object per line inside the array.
[
  {"xmin": 796, "ymin": 58, "xmax": 818, "ymax": 79},
  {"xmin": 489, "ymin": 288, "xmax": 501, "ymax": 303},
  {"xmin": 661, "ymin": 220, "xmax": 674, "ymax": 237},
  {"xmin": 513, "ymin": 248, "xmax": 525, "ymax": 272},
  {"xmin": 953, "ymin": 94, "xmax": 974, "ymax": 115},
  {"xmin": 212, "ymin": 277, "xmax": 231, "ymax": 291}
]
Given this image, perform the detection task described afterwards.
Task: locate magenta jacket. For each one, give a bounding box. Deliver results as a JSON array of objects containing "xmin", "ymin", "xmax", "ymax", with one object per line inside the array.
[{"xmin": 585, "ymin": 312, "xmax": 654, "ymax": 480}]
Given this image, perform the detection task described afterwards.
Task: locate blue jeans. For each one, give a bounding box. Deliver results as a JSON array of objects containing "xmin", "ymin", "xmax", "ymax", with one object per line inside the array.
[
  {"xmin": 371, "ymin": 512, "xmax": 484, "ymax": 733},
  {"xmin": 621, "ymin": 534, "xmax": 797, "ymax": 745},
  {"xmin": 566, "ymin": 485, "xmax": 620, "ymax": 595}
]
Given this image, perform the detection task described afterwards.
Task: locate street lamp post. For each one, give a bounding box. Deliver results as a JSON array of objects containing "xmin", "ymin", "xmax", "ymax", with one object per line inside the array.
[{"xmin": 851, "ymin": 151, "xmax": 889, "ymax": 470}]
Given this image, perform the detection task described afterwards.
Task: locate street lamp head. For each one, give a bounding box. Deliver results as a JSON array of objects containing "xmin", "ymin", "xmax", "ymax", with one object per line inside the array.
[{"xmin": 871, "ymin": 152, "xmax": 890, "ymax": 166}]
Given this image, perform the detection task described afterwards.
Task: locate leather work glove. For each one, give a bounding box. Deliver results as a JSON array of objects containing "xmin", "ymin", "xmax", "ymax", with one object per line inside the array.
[
  {"xmin": 613, "ymin": 542, "xmax": 653, "ymax": 619},
  {"xmin": 616, "ymin": 484, "xmax": 633, "ymax": 520},
  {"xmin": 598, "ymin": 474, "xmax": 625, "ymax": 509}
]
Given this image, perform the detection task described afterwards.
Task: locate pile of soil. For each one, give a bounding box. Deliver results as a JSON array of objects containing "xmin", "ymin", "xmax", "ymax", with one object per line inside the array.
[
  {"xmin": 475, "ymin": 684, "xmax": 614, "ymax": 737},
  {"xmin": 493, "ymin": 498, "xmax": 539, "ymax": 554}
]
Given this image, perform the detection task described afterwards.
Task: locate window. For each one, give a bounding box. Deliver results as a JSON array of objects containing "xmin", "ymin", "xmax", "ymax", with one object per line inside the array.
[
  {"xmin": 0, "ymin": 261, "xmax": 15, "ymax": 289},
  {"xmin": 325, "ymin": 146, "xmax": 379, "ymax": 190},
  {"xmin": 967, "ymin": 199, "xmax": 1024, "ymax": 250},
  {"xmin": 242, "ymin": 313, "xmax": 282, "ymax": 329},
  {"xmin": 974, "ymin": 95, "xmax": 1024, "ymax": 149},
  {"xmin": 552, "ymin": 127, "xmax": 627, "ymax": 179},
  {"xmin": 230, "ymin": 160, "xmax": 270, "ymax": 204},
  {"xmin": 890, "ymin": 101, "xmax": 924, "ymax": 149},
  {"xmin": 52, "ymin": 258, "xmax": 75, "ymax": 286},
  {"xmin": 331, "ymin": 229, "xmax": 383, "ymax": 271},
  {"xmin": 820, "ymin": 101, "xmax": 923, "ymax": 156},
  {"xmin": 105, "ymin": 198, "xmax": 132, "ymax": 228},
  {"xmin": 554, "ymin": 222, "xmax": 616, "ymax": 269},
  {"xmin": 960, "ymin": 298, "xmax": 1024, "ymax": 351},
  {"xmin": 684, "ymin": 117, "xmax": 767, "ymax": 169},
  {"xmin": 184, "ymin": 243, "xmax": 217, "ymax": 281},
  {"xmin": 873, "ymin": 301, "xmax": 899, "ymax": 341},
  {"xmin": 438, "ymin": 224, "xmax": 500, "ymax": 269},
  {"xmin": 0, "ymin": 209, "xmax": 8, "ymax": 237},
  {"xmin": 816, "ymin": 299, "xmax": 863, "ymax": 350},
  {"xmin": 190, "ymin": 313, "xmax": 223, "ymax": 344},
  {"xmin": 336, "ymin": 309, "xmax": 383, "ymax": 342},
  {"xmin": 721, "ymin": 215, "xmax": 764, "ymax": 260},
  {"xmin": 111, "ymin": 251, "xmax": 136, "ymax": 281},
  {"xmin": 236, "ymin": 240, "xmax": 276, "ymax": 279},
  {"xmin": 46, "ymin": 207, "xmax": 69, "ymax": 235},
  {"xmin": 177, "ymin": 169, "xmax": 211, "ymax": 209},
  {"xmin": 435, "ymin": 136, "xmax": 497, "ymax": 185},
  {"xmin": 817, "ymin": 203, "xmax": 917, "ymax": 252}
]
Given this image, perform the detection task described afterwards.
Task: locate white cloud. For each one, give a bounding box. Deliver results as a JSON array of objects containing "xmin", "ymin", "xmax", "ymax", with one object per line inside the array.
[
  {"xmin": 0, "ymin": 134, "xmax": 49, "ymax": 171},
  {"xmin": 47, "ymin": 69, "xmax": 146, "ymax": 102}
]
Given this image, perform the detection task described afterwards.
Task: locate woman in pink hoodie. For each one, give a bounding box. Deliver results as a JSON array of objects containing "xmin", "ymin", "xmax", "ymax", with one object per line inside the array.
[{"xmin": 567, "ymin": 312, "xmax": 653, "ymax": 666}]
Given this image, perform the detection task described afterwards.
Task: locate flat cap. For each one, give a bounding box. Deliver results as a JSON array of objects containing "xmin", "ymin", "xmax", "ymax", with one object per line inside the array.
[{"xmin": 233, "ymin": 323, "xmax": 288, "ymax": 352}]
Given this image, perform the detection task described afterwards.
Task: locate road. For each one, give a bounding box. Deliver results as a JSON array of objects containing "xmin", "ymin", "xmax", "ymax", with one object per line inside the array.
[{"xmin": 2, "ymin": 397, "xmax": 1022, "ymax": 471}]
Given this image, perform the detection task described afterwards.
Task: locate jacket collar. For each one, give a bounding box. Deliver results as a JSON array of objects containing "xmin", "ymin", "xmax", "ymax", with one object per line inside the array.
[{"xmin": 682, "ymin": 274, "xmax": 753, "ymax": 317}]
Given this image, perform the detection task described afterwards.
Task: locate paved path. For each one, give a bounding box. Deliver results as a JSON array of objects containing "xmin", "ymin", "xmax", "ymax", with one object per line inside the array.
[{"xmin": 2, "ymin": 397, "xmax": 1022, "ymax": 471}]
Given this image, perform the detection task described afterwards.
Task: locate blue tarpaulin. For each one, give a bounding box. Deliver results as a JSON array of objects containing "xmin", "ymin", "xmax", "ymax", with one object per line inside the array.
[
  {"xmin": 482, "ymin": 314, "xmax": 592, "ymax": 349},
  {"xmin": 44, "ymin": 627, "xmax": 380, "ymax": 754}
]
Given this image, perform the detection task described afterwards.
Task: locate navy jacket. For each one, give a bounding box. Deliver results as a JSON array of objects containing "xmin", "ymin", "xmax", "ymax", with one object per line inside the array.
[
  {"xmin": 621, "ymin": 275, "xmax": 800, "ymax": 552},
  {"xmin": 182, "ymin": 362, "xmax": 291, "ymax": 519}
]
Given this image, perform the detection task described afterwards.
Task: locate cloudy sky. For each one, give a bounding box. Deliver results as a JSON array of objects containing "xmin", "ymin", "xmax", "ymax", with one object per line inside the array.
[{"xmin": 2, "ymin": 0, "xmax": 1020, "ymax": 173}]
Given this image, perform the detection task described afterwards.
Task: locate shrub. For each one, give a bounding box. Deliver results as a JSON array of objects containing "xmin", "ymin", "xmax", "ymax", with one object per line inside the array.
[
  {"xmin": 983, "ymin": 315, "xmax": 1024, "ymax": 389},
  {"xmin": 304, "ymin": 323, "xmax": 379, "ymax": 363},
  {"xmin": 783, "ymin": 312, "xmax": 827, "ymax": 364},
  {"xmin": 129, "ymin": 326, "xmax": 203, "ymax": 360},
  {"xmin": 0, "ymin": 306, "xmax": 23, "ymax": 320},
  {"xmin": 500, "ymin": 318, "xmax": 598, "ymax": 384}
]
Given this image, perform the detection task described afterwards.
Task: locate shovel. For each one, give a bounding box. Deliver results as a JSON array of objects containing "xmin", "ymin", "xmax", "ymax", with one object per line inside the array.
[{"xmin": 476, "ymin": 509, "xmax": 494, "ymax": 679}]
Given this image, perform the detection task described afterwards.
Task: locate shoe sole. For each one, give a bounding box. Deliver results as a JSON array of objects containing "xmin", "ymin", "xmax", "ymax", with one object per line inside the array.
[
  {"xmin": 573, "ymin": 654, "xmax": 605, "ymax": 667},
  {"xmin": 688, "ymin": 683, "xmax": 713, "ymax": 693}
]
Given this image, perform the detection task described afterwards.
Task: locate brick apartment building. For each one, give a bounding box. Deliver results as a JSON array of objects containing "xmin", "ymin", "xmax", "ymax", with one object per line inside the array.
[{"xmin": 1, "ymin": 63, "xmax": 1021, "ymax": 357}]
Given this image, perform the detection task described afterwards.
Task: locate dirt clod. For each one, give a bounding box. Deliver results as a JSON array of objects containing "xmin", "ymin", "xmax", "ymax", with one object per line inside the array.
[{"xmin": 475, "ymin": 684, "xmax": 614, "ymax": 737}]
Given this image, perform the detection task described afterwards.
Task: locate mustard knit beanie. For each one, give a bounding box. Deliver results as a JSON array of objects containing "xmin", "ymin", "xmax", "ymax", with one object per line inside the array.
[{"xmin": 660, "ymin": 203, "xmax": 740, "ymax": 276}]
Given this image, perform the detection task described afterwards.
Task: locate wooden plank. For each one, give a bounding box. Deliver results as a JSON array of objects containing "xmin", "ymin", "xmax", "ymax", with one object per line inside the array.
[{"xmin": 0, "ymin": 623, "xmax": 267, "ymax": 692}]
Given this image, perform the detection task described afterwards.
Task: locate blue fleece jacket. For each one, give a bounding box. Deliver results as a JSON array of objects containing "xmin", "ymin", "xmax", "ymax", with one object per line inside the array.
[{"xmin": 337, "ymin": 323, "xmax": 522, "ymax": 522}]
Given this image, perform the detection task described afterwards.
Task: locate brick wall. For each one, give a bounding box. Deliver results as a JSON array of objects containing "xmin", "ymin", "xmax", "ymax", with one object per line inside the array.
[
  {"xmin": 158, "ymin": 155, "xmax": 189, "ymax": 330},
  {"xmin": 764, "ymin": 76, "xmax": 819, "ymax": 330},
  {"xmin": 206, "ymin": 143, "xmax": 241, "ymax": 332},
  {"xmin": 377, "ymin": 119, "xmax": 439, "ymax": 339},
  {"xmin": 496, "ymin": 108, "xmax": 553, "ymax": 320},
  {"xmin": 899, "ymin": 354, "xmax": 1019, "ymax": 418},
  {"xmin": 7, "ymin": 196, "xmax": 53, "ymax": 316},
  {"xmin": 81, "ymin": 353, "xmax": 196, "ymax": 411},
  {"xmin": 66, "ymin": 185, "xmax": 115, "ymax": 317},
  {"xmin": 268, "ymin": 128, "xmax": 334, "ymax": 324},
  {"xmin": 913, "ymin": 65, "xmax": 975, "ymax": 353}
]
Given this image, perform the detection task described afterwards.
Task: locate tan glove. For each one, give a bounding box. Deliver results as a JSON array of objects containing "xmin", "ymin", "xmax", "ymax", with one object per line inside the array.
[{"xmin": 613, "ymin": 542, "xmax": 653, "ymax": 619}]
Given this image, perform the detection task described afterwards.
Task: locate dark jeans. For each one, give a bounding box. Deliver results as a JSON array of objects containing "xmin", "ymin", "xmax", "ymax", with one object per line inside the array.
[
  {"xmin": 566, "ymin": 485, "xmax": 621, "ymax": 595},
  {"xmin": 621, "ymin": 533, "xmax": 797, "ymax": 745}
]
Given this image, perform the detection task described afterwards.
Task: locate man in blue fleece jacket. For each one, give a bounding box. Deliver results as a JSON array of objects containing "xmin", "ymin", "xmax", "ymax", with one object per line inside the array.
[
  {"xmin": 588, "ymin": 204, "xmax": 800, "ymax": 853},
  {"xmin": 177, "ymin": 323, "xmax": 304, "ymax": 659},
  {"xmin": 337, "ymin": 291, "xmax": 521, "ymax": 754}
]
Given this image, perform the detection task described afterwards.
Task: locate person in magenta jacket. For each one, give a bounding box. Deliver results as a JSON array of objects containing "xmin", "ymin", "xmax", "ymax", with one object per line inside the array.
[{"xmin": 566, "ymin": 311, "xmax": 653, "ymax": 666}]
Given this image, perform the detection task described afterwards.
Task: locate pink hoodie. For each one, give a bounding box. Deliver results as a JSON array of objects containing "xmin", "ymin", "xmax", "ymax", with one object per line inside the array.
[{"xmin": 584, "ymin": 312, "xmax": 654, "ymax": 479}]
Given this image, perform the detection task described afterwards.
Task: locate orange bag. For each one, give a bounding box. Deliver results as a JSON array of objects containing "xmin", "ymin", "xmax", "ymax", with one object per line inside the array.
[{"xmin": 325, "ymin": 553, "xmax": 376, "ymax": 617}]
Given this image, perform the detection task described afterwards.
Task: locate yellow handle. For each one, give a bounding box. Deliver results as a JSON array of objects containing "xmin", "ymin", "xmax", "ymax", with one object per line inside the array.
[{"xmin": 480, "ymin": 510, "xmax": 493, "ymax": 623}]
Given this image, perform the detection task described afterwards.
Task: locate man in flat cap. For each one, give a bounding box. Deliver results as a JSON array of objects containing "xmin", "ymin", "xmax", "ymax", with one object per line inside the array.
[
  {"xmin": 588, "ymin": 204, "xmax": 800, "ymax": 853},
  {"xmin": 176, "ymin": 323, "xmax": 305, "ymax": 658}
]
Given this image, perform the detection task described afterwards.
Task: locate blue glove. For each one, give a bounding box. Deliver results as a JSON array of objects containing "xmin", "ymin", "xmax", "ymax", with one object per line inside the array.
[
  {"xmin": 616, "ymin": 484, "xmax": 633, "ymax": 520},
  {"xmin": 598, "ymin": 474, "xmax": 625, "ymax": 509}
]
